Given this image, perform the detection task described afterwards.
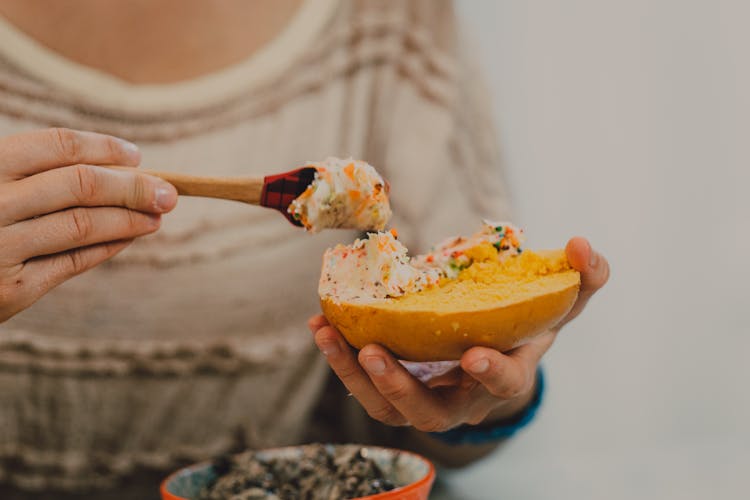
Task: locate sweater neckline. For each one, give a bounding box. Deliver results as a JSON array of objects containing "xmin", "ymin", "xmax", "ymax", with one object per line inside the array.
[{"xmin": 0, "ymin": 0, "xmax": 339, "ymax": 115}]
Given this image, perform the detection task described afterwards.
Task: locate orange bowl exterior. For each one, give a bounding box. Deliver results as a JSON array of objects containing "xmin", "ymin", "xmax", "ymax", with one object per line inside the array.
[{"xmin": 355, "ymin": 449, "xmax": 435, "ymax": 500}]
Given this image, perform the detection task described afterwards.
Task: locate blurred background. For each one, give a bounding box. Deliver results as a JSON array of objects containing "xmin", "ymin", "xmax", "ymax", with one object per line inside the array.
[{"xmin": 432, "ymin": 1, "xmax": 749, "ymax": 499}]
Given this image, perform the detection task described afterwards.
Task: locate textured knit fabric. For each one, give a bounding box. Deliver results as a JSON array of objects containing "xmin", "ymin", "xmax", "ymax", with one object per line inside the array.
[{"xmin": 0, "ymin": 0, "xmax": 511, "ymax": 496}]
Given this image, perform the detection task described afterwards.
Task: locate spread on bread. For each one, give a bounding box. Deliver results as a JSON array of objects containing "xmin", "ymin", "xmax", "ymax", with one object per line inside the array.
[{"xmin": 320, "ymin": 221, "xmax": 527, "ymax": 304}]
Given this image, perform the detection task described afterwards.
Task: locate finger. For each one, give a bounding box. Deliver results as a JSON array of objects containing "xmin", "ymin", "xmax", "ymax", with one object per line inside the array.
[
  {"xmin": 313, "ymin": 326, "xmax": 408, "ymax": 426},
  {"xmin": 424, "ymin": 367, "xmax": 463, "ymax": 389},
  {"xmin": 359, "ymin": 344, "xmax": 455, "ymax": 432},
  {"xmin": 506, "ymin": 330, "xmax": 557, "ymax": 367},
  {"xmin": 561, "ymin": 237, "xmax": 610, "ymax": 326},
  {"xmin": 0, "ymin": 164, "xmax": 178, "ymax": 225},
  {"xmin": 566, "ymin": 237, "xmax": 610, "ymax": 295},
  {"xmin": 0, "ymin": 128, "xmax": 140, "ymax": 180},
  {"xmin": 460, "ymin": 346, "xmax": 536, "ymax": 400},
  {"xmin": 4, "ymin": 207, "xmax": 161, "ymax": 261},
  {"xmin": 307, "ymin": 314, "xmax": 329, "ymax": 333},
  {"xmin": 21, "ymin": 239, "xmax": 134, "ymax": 303}
]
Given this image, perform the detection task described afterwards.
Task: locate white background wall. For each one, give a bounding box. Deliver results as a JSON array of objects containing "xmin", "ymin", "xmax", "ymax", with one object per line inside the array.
[{"xmin": 438, "ymin": 1, "xmax": 749, "ymax": 499}]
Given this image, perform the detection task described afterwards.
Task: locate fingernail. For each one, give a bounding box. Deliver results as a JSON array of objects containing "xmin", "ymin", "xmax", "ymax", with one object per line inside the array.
[
  {"xmin": 363, "ymin": 356, "xmax": 386, "ymax": 375},
  {"xmin": 116, "ymin": 138, "xmax": 140, "ymax": 156},
  {"xmin": 469, "ymin": 358, "xmax": 489, "ymax": 374},
  {"xmin": 154, "ymin": 184, "xmax": 175, "ymax": 212},
  {"xmin": 317, "ymin": 340, "xmax": 339, "ymax": 357},
  {"xmin": 589, "ymin": 248, "xmax": 599, "ymax": 268}
]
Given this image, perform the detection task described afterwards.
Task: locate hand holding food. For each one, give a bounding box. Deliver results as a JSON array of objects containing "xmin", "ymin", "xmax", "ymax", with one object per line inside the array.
[
  {"xmin": 310, "ymin": 225, "xmax": 609, "ymax": 432},
  {"xmin": 0, "ymin": 128, "xmax": 178, "ymax": 324}
]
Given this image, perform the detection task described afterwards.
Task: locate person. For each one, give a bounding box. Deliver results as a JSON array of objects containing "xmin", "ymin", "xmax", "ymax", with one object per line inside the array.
[{"xmin": 0, "ymin": 1, "xmax": 609, "ymax": 498}]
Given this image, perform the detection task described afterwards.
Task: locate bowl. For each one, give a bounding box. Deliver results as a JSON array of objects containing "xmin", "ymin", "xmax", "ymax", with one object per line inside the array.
[{"xmin": 160, "ymin": 444, "xmax": 436, "ymax": 500}]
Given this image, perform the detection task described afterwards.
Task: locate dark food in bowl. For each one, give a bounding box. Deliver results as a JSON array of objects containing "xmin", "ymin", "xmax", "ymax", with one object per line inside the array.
[{"xmin": 198, "ymin": 444, "xmax": 398, "ymax": 500}]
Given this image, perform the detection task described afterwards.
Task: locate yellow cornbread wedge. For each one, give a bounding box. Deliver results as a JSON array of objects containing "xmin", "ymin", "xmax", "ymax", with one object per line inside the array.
[{"xmin": 321, "ymin": 249, "xmax": 580, "ymax": 361}]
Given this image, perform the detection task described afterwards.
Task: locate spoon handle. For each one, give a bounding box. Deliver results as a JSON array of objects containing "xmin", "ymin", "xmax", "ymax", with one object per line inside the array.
[{"xmin": 115, "ymin": 168, "xmax": 264, "ymax": 205}]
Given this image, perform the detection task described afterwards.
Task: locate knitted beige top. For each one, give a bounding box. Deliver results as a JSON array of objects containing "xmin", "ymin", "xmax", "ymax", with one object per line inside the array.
[{"xmin": 0, "ymin": 0, "xmax": 510, "ymax": 496}]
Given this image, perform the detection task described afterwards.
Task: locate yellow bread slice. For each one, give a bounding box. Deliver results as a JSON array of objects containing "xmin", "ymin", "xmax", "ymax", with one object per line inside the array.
[{"xmin": 321, "ymin": 249, "xmax": 580, "ymax": 361}]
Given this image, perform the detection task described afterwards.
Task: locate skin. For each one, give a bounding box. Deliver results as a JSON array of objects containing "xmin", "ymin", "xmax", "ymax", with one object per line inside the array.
[
  {"xmin": 309, "ymin": 239, "xmax": 610, "ymax": 466},
  {"xmin": 0, "ymin": 0, "xmax": 302, "ymax": 83},
  {"xmin": 0, "ymin": 129, "xmax": 178, "ymax": 322}
]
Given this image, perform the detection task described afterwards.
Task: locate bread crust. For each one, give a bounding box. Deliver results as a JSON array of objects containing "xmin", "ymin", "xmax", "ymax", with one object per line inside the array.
[{"xmin": 321, "ymin": 269, "xmax": 580, "ymax": 361}]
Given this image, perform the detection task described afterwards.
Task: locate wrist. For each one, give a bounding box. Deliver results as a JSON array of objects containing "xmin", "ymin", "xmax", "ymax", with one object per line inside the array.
[
  {"xmin": 480, "ymin": 371, "xmax": 540, "ymax": 426},
  {"xmin": 429, "ymin": 366, "xmax": 545, "ymax": 446}
]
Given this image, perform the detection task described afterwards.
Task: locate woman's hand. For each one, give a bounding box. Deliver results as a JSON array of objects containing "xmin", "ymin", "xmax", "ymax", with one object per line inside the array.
[
  {"xmin": 308, "ymin": 237, "xmax": 609, "ymax": 433},
  {"xmin": 0, "ymin": 128, "xmax": 178, "ymax": 323}
]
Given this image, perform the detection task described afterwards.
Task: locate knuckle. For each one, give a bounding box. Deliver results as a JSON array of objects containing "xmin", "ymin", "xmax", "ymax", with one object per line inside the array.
[
  {"xmin": 482, "ymin": 364, "xmax": 512, "ymax": 399},
  {"xmin": 488, "ymin": 359, "xmax": 508, "ymax": 381},
  {"xmin": 124, "ymin": 209, "xmax": 140, "ymax": 232},
  {"xmin": 51, "ymin": 128, "xmax": 82, "ymax": 164},
  {"xmin": 67, "ymin": 208, "xmax": 94, "ymax": 244},
  {"xmin": 124, "ymin": 209, "xmax": 154, "ymax": 237},
  {"xmin": 508, "ymin": 382, "xmax": 526, "ymax": 400},
  {"xmin": 68, "ymin": 164, "xmax": 99, "ymax": 203},
  {"xmin": 335, "ymin": 363, "xmax": 361, "ymax": 381},
  {"xmin": 379, "ymin": 383, "xmax": 411, "ymax": 405},
  {"xmin": 130, "ymin": 174, "xmax": 150, "ymax": 208},
  {"xmin": 415, "ymin": 415, "xmax": 449, "ymax": 433},
  {"xmin": 64, "ymin": 250, "xmax": 89, "ymax": 275},
  {"xmin": 466, "ymin": 411, "xmax": 489, "ymax": 426},
  {"xmin": 486, "ymin": 376, "xmax": 514, "ymax": 399},
  {"xmin": 493, "ymin": 380, "xmax": 525, "ymax": 400},
  {"xmin": 367, "ymin": 404, "xmax": 402, "ymax": 425}
]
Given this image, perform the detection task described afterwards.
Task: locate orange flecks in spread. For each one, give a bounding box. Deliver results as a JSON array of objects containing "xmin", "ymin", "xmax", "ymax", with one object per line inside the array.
[{"xmin": 344, "ymin": 162, "xmax": 356, "ymax": 180}]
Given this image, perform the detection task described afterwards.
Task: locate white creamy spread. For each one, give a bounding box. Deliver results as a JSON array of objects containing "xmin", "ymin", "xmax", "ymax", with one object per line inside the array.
[
  {"xmin": 319, "ymin": 221, "xmax": 525, "ymax": 304},
  {"xmin": 289, "ymin": 158, "xmax": 392, "ymax": 233},
  {"xmin": 319, "ymin": 230, "xmax": 441, "ymax": 303}
]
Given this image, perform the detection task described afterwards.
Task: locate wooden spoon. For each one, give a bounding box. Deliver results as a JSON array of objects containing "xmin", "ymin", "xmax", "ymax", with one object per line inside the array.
[{"xmin": 114, "ymin": 166, "xmax": 316, "ymax": 227}]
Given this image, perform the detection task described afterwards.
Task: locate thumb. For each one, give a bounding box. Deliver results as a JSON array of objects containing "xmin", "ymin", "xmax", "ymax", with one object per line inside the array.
[
  {"xmin": 566, "ymin": 236, "xmax": 610, "ymax": 298},
  {"xmin": 556, "ymin": 236, "xmax": 610, "ymax": 328}
]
